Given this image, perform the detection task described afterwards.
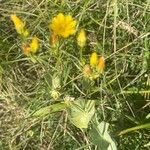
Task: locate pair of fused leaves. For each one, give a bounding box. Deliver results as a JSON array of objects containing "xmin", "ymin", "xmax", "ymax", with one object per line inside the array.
[
  {"xmin": 32, "ymin": 100, "xmax": 117, "ymax": 150},
  {"xmin": 90, "ymin": 119, "xmax": 117, "ymax": 150},
  {"xmin": 67, "ymin": 99, "xmax": 95, "ymax": 128}
]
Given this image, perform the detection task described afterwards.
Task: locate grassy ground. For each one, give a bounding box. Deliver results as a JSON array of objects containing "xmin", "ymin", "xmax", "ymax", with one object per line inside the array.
[{"xmin": 0, "ymin": 0, "xmax": 150, "ymax": 149}]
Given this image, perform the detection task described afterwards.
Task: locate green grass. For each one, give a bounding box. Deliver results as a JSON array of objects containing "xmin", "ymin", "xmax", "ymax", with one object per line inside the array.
[{"xmin": 0, "ymin": 0, "xmax": 150, "ymax": 149}]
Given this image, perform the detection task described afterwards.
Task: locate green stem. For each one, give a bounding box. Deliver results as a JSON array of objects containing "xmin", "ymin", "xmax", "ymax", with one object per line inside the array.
[{"xmin": 80, "ymin": 47, "xmax": 83, "ymax": 64}]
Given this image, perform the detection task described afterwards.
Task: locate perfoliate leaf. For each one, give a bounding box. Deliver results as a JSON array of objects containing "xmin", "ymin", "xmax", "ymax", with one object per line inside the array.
[
  {"xmin": 67, "ymin": 100, "xmax": 95, "ymax": 128},
  {"xmin": 90, "ymin": 121, "xmax": 117, "ymax": 150}
]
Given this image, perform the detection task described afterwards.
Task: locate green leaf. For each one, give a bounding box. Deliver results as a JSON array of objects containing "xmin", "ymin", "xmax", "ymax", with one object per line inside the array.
[
  {"xmin": 32, "ymin": 102, "xmax": 67, "ymax": 117},
  {"xmin": 67, "ymin": 100, "xmax": 95, "ymax": 128},
  {"xmin": 90, "ymin": 121, "xmax": 117, "ymax": 150},
  {"xmin": 119, "ymin": 123, "xmax": 150, "ymax": 135}
]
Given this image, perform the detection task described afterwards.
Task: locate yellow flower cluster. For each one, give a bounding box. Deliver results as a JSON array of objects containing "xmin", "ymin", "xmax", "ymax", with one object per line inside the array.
[
  {"xmin": 83, "ymin": 52, "xmax": 105, "ymax": 79},
  {"xmin": 22, "ymin": 36, "xmax": 39, "ymax": 56},
  {"xmin": 11, "ymin": 13, "xmax": 105, "ymax": 77},
  {"xmin": 11, "ymin": 14, "xmax": 39, "ymax": 56},
  {"xmin": 90, "ymin": 52, "xmax": 105, "ymax": 72}
]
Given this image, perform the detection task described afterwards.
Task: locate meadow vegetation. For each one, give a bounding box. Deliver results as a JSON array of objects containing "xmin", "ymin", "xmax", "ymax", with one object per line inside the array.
[{"xmin": 0, "ymin": 0, "xmax": 150, "ymax": 149}]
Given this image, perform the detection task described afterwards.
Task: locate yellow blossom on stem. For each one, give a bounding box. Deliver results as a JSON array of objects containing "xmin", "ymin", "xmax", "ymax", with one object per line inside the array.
[
  {"xmin": 11, "ymin": 15, "xmax": 25, "ymax": 34},
  {"xmin": 90, "ymin": 52, "xmax": 98, "ymax": 66},
  {"xmin": 49, "ymin": 13, "xmax": 76, "ymax": 38},
  {"xmin": 77, "ymin": 29, "xmax": 86, "ymax": 48},
  {"xmin": 97, "ymin": 56, "xmax": 105, "ymax": 73},
  {"xmin": 30, "ymin": 36, "xmax": 39, "ymax": 53}
]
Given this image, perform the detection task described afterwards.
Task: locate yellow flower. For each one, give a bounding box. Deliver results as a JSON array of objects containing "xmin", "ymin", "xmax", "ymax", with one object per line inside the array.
[
  {"xmin": 97, "ymin": 56, "xmax": 105, "ymax": 73},
  {"xmin": 77, "ymin": 29, "xmax": 86, "ymax": 48},
  {"xmin": 11, "ymin": 14, "xmax": 29, "ymax": 37},
  {"xmin": 30, "ymin": 36, "xmax": 39, "ymax": 53},
  {"xmin": 49, "ymin": 13, "xmax": 76, "ymax": 38},
  {"xmin": 11, "ymin": 15, "xmax": 25, "ymax": 34},
  {"xmin": 90, "ymin": 52, "xmax": 98, "ymax": 66}
]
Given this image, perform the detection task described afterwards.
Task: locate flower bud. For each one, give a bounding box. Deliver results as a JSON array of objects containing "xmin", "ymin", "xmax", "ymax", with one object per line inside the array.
[
  {"xmin": 30, "ymin": 36, "xmax": 39, "ymax": 53},
  {"xmin": 97, "ymin": 56, "xmax": 105, "ymax": 73},
  {"xmin": 90, "ymin": 52, "xmax": 98, "ymax": 66},
  {"xmin": 77, "ymin": 29, "xmax": 86, "ymax": 48},
  {"xmin": 11, "ymin": 14, "xmax": 25, "ymax": 35}
]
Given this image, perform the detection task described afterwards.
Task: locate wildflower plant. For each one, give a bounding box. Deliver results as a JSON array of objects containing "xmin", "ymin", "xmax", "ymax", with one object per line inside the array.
[
  {"xmin": 10, "ymin": 12, "xmax": 116, "ymax": 150},
  {"xmin": 1, "ymin": 1, "xmax": 149, "ymax": 149}
]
